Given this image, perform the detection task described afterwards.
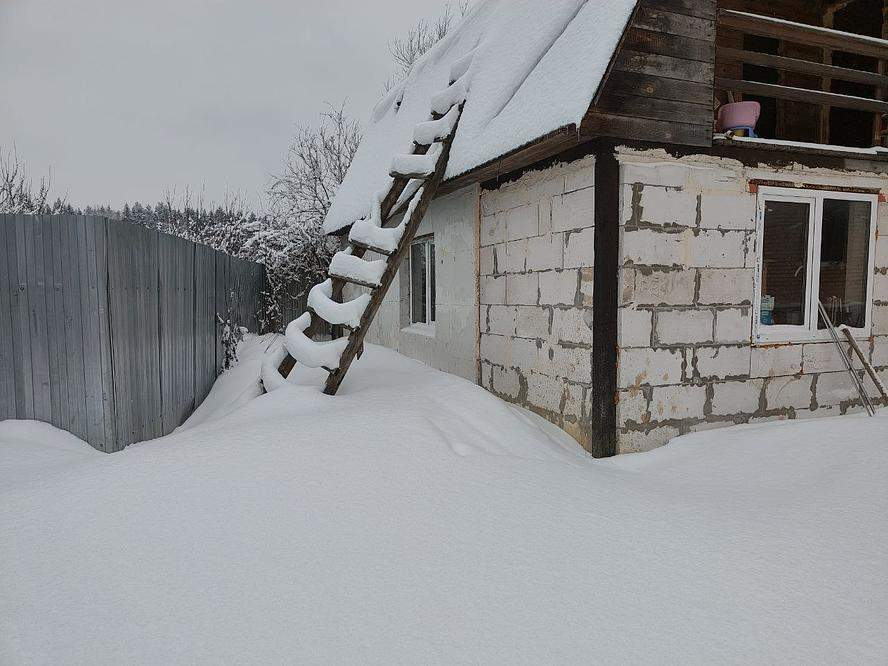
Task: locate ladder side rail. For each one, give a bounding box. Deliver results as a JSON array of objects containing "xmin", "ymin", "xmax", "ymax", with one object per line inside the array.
[
  {"xmin": 818, "ymin": 301, "xmax": 877, "ymax": 416},
  {"xmin": 323, "ymin": 107, "xmax": 463, "ymax": 396},
  {"xmin": 275, "ymin": 147, "xmax": 433, "ymax": 377},
  {"xmin": 840, "ymin": 325, "xmax": 888, "ymax": 406}
]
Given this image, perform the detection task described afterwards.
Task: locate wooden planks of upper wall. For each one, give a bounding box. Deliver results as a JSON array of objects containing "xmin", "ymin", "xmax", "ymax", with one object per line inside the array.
[{"xmin": 582, "ymin": 0, "xmax": 718, "ymax": 147}]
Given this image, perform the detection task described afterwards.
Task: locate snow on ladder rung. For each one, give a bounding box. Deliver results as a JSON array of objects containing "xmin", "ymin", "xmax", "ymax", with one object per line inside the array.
[
  {"xmin": 449, "ymin": 50, "xmax": 475, "ymax": 85},
  {"xmin": 307, "ymin": 279, "xmax": 371, "ymax": 329},
  {"xmin": 413, "ymin": 105, "xmax": 461, "ymax": 145},
  {"xmin": 430, "ymin": 73, "xmax": 469, "ymax": 116},
  {"xmin": 329, "ymin": 251, "xmax": 387, "ymax": 288},
  {"xmin": 350, "ymin": 185, "xmax": 425, "ymax": 255},
  {"xmin": 389, "ymin": 143, "xmax": 443, "ymax": 180},
  {"xmin": 284, "ymin": 312, "xmax": 349, "ymax": 370}
]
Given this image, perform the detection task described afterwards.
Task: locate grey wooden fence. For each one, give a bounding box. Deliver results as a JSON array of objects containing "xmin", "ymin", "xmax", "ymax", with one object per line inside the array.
[{"xmin": 0, "ymin": 214, "xmax": 265, "ymax": 452}]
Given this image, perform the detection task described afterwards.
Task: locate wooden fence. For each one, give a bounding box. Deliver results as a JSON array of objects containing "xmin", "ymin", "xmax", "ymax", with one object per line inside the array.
[{"xmin": 0, "ymin": 214, "xmax": 265, "ymax": 452}]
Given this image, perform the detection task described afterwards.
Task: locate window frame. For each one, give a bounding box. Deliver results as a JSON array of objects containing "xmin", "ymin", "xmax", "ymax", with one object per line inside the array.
[
  {"xmin": 408, "ymin": 234, "xmax": 436, "ymax": 332},
  {"xmin": 753, "ymin": 186, "xmax": 878, "ymax": 344}
]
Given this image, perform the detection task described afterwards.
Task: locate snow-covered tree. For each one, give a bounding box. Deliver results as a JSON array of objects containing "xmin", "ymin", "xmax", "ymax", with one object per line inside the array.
[
  {"xmin": 0, "ymin": 146, "xmax": 66, "ymax": 214},
  {"xmin": 385, "ymin": 0, "xmax": 469, "ymax": 90}
]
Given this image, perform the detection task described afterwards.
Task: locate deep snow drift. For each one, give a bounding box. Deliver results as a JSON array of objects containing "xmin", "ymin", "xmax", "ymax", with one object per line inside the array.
[{"xmin": 1, "ymin": 339, "xmax": 886, "ymax": 664}]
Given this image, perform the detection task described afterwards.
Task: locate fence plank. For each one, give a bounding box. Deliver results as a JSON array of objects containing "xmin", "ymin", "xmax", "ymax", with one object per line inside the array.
[
  {"xmin": 25, "ymin": 216, "xmax": 52, "ymax": 421},
  {"xmin": 9, "ymin": 215, "xmax": 34, "ymax": 418},
  {"xmin": 60, "ymin": 216, "xmax": 88, "ymax": 441},
  {"xmin": 78, "ymin": 216, "xmax": 107, "ymax": 449},
  {"xmin": 159, "ymin": 234, "xmax": 196, "ymax": 432},
  {"xmin": 0, "ymin": 217, "xmax": 16, "ymax": 419},
  {"xmin": 108, "ymin": 220, "xmax": 139, "ymax": 448},
  {"xmin": 194, "ymin": 244, "xmax": 216, "ymax": 408},
  {"xmin": 46, "ymin": 215, "xmax": 69, "ymax": 429},
  {"xmin": 214, "ymin": 251, "xmax": 230, "ymax": 374}
]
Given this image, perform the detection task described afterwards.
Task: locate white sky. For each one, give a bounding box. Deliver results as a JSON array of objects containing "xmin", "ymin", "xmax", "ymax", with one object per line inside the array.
[{"xmin": 0, "ymin": 0, "xmax": 452, "ymax": 209}]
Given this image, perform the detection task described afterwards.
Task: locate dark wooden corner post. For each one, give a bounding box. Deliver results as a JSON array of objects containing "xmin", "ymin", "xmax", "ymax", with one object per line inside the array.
[{"xmin": 591, "ymin": 141, "xmax": 620, "ymax": 458}]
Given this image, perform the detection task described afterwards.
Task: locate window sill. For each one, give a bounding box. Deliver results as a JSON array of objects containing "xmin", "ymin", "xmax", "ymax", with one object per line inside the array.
[
  {"xmin": 402, "ymin": 323, "xmax": 436, "ymax": 338},
  {"xmin": 753, "ymin": 329, "xmax": 870, "ymax": 346}
]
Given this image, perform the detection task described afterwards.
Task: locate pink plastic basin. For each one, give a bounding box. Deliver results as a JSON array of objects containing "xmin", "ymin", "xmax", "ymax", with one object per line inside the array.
[{"xmin": 718, "ymin": 101, "xmax": 761, "ymax": 131}]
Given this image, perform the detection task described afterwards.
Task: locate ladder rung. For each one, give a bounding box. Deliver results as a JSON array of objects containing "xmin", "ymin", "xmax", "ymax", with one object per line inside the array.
[
  {"xmin": 306, "ymin": 306, "xmax": 356, "ymax": 331},
  {"xmin": 328, "ymin": 271, "xmax": 381, "ymax": 290},
  {"xmin": 389, "ymin": 169, "xmax": 432, "ymax": 180},
  {"xmin": 349, "ymin": 239, "xmax": 394, "ymax": 256}
]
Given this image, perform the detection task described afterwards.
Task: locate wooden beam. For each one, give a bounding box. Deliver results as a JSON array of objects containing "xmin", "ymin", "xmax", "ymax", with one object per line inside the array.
[
  {"xmin": 820, "ymin": 8, "xmax": 836, "ymax": 148},
  {"xmin": 581, "ymin": 110, "xmax": 713, "ymax": 147},
  {"xmin": 437, "ymin": 126, "xmax": 579, "ymax": 196},
  {"xmin": 718, "ymin": 9, "xmax": 888, "ymax": 60},
  {"xmin": 715, "ymin": 77, "xmax": 888, "ymax": 114},
  {"xmin": 875, "ymin": 0, "xmax": 888, "ymax": 146},
  {"xmin": 626, "ymin": 27, "xmax": 715, "ymax": 62},
  {"xmin": 590, "ymin": 142, "xmax": 619, "ymax": 459},
  {"xmin": 717, "ymin": 47, "xmax": 888, "ymax": 88},
  {"xmin": 614, "ymin": 50, "xmax": 715, "ymax": 85}
]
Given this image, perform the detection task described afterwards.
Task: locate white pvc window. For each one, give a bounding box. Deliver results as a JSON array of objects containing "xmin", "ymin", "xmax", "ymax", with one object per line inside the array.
[
  {"xmin": 754, "ymin": 187, "xmax": 877, "ymax": 343},
  {"xmin": 409, "ymin": 235, "xmax": 435, "ymax": 327}
]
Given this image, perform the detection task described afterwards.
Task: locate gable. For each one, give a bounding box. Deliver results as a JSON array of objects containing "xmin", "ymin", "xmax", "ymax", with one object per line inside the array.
[{"xmin": 582, "ymin": 0, "xmax": 718, "ymax": 147}]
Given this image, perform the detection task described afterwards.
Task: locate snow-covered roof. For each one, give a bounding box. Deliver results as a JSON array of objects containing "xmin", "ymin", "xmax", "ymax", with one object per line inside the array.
[{"xmin": 324, "ymin": 0, "xmax": 638, "ymax": 233}]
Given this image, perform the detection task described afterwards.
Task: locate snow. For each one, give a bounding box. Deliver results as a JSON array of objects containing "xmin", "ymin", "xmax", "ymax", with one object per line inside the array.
[
  {"xmin": 429, "ymin": 73, "xmax": 470, "ymax": 116},
  {"xmin": 413, "ymin": 104, "xmax": 461, "ymax": 145},
  {"xmin": 0, "ymin": 420, "xmax": 100, "ymax": 490},
  {"xmin": 307, "ymin": 279, "xmax": 371, "ymax": 329},
  {"xmin": 715, "ymin": 133, "xmax": 888, "ymax": 156},
  {"xmin": 325, "ymin": 0, "xmax": 638, "ymax": 233},
  {"xmin": 390, "ymin": 142, "xmax": 443, "ymax": 178},
  {"xmin": 328, "ymin": 250, "xmax": 387, "ymax": 286},
  {"xmin": 349, "ymin": 187, "xmax": 423, "ymax": 254},
  {"xmin": 283, "ymin": 312, "xmax": 349, "ymax": 369},
  {"xmin": 2, "ymin": 346, "xmax": 887, "ymax": 663},
  {"xmin": 180, "ymin": 334, "xmax": 283, "ymax": 431},
  {"xmin": 727, "ymin": 9, "xmax": 888, "ymax": 48}
]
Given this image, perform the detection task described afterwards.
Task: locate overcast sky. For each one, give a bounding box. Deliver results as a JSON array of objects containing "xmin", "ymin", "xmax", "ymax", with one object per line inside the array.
[{"xmin": 0, "ymin": 0, "xmax": 452, "ymax": 209}]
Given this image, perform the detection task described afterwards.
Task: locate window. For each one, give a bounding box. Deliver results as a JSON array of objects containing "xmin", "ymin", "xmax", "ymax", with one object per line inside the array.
[
  {"xmin": 409, "ymin": 236, "xmax": 435, "ymax": 326},
  {"xmin": 755, "ymin": 188, "xmax": 877, "ymax": 342}
]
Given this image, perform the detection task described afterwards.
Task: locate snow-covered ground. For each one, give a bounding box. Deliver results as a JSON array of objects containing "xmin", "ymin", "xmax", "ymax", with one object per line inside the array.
[{"xmin": 1, "ymin": 337, "xmax": 886, "ymax": 664}]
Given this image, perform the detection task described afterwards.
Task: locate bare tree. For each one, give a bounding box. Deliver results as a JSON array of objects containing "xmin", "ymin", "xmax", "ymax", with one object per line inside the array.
[
  {"xmin": 268, "ymin": 103, "xmax": 361, "ymax": 227},
  {"xmin": 386, "ymin": 0, "xmax": 469, "ymax": 90},
  {"xmin": 0, "ymin": 146, "xmax": 64, "ymax": 214},
  {"xmin": 249, "ymin": 103, "xmax": 362, "ymax": 330}
]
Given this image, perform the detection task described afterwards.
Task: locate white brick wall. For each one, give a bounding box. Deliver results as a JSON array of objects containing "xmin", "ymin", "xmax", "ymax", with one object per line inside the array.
[
  {"xmin": 357, "ymin": 186, "xmax": 479, "ymax": 382},
  {"xmin": 478, "ymin": 155, "xmax": 597, "ymax": 450},
  {"xmin": 615, "ymin": 147, "xmax": 888, "ymax": 454}
]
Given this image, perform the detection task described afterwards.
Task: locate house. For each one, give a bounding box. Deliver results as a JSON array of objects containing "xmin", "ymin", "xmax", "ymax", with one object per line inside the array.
[{"xmin": 324, "ymin": 0, "xmax": 888, "ymax": 456}]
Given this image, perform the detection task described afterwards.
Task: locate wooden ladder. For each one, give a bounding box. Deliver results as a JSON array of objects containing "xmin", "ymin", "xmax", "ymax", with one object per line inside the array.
[{"xmin": 270, "ymin": 66, "xmax": 470, "ymax": 396}]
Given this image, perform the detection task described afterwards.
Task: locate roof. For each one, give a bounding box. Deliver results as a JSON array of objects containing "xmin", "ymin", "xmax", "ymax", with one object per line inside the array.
[{"xmin": 324, "ymin": 0, "xmax": 638, "ymax": 233}]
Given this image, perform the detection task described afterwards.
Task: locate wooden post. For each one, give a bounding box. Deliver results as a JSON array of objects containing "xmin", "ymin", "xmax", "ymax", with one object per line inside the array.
[
  {"xmin": 819, "ymin": 8, "xmax": 835, "ymax": 145},
  {"xmin": 875, "ymin": 0, "xmax": 888, "ymax": 147},
  {"xmin": 590, "ymin": 142, "xmax": 620, "ymax": 458}
]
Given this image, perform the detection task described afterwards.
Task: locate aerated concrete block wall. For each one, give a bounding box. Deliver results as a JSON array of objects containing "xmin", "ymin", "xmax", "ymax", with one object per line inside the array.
[
  {"xmin": 616, "ymin": 148, "xmax": 888, "ymax": 453},
  {"xmin": 478, "ymin": 156, "xmax": 597, "ymax": 449},
  {"xmin": 356, "ymin": 187, "xmax": 479, "ymax": 381}
]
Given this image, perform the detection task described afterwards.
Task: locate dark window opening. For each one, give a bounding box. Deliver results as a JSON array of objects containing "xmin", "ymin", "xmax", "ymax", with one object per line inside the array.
[
  {"xmin": 818, "ymin": 199, "xmax": 872, "ymax": 328},
  {"xmin": 761, "ymin": 200, "xmax": 810, "ymax": 326}
]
